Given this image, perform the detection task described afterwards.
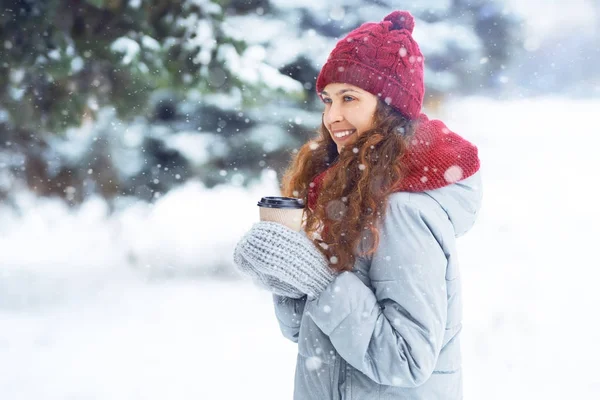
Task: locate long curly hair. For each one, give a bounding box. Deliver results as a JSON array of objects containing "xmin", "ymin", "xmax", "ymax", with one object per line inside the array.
[{"xmin": 280, "ymin": 100, "xmax": 418, "ymax": 272}]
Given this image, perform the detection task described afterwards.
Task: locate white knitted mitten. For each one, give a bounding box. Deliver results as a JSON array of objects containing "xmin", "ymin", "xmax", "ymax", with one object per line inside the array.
[
  {"xmin": 233, "ymin": 221, "xmax": 336, "ymax": 299},
  {"xmin": 234, "ymin": 248, "xmax": 305, "ymax": 298}
]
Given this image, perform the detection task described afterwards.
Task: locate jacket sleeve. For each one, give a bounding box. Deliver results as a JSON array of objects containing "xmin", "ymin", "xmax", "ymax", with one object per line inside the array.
[
  {"xmin": 273, "ymin": 294, "xmax": 307, "ymax": 343},
  {"xmin": 305, "ymin": 195, "xmax": 450, "ymax": 387}
]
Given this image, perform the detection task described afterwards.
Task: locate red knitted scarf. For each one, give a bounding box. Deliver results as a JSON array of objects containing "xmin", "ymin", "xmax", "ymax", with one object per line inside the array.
[{"xmin": 307, "ymin": 113, "xmax": 480, "ymax": 212}]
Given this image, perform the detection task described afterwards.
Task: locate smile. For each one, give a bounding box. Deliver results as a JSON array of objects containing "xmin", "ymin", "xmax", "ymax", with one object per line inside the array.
[{"xmin": 333, "ymin": 129, "xmax": 356, "ymax": 139}]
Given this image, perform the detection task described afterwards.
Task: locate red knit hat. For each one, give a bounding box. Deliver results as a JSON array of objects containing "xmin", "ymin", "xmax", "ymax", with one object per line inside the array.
[{"xmin": 316, "ymin": 10, "xmax": 425, "ymax": 120}]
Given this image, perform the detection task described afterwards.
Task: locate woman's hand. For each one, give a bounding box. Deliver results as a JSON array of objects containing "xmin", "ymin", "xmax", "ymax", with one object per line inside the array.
[{"xmin": 233, "ymin": 221, "xmax": 336, "ymax": 299}]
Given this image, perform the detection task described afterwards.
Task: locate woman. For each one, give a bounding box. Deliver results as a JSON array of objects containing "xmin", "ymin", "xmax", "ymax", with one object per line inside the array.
[{"xmin": 234, "ymin": 10, "xmax": 482, "ymax": 399}]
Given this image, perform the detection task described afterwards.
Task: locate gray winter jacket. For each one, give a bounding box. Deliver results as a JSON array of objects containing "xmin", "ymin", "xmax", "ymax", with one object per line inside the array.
[{"xmin": 273, "ymin": 171, "xmax": 482, "ymax": 399}]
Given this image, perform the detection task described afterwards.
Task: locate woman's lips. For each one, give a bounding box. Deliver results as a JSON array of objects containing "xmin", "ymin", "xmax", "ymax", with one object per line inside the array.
[{"xmin": 333, "ymin": 129, "xmax": 356, "ymax": 143}]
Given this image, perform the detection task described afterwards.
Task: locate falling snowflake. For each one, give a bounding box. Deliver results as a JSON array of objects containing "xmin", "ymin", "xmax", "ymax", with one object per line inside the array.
[
  {"xmin": 325, "ymin": 199, "xmax": 347, "ymax": 221},
  {"xmin": 305, "ymin": 356, "xmax": 323, "ymax": 371},
  {"xmin": 444, "ymin": 166, "xmax": 463, "ymax": 183}
]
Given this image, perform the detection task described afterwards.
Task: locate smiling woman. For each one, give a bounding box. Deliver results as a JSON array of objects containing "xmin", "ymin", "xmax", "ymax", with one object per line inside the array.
[{"xmin": 233, "ymin": 10, "xmax": 482, "ymax": 400}]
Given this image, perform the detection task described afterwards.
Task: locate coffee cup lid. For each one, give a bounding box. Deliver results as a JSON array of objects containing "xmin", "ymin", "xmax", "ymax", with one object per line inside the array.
[{"xmin": 257, "ymin": 196, "xmax": 305, "ymax": 209}]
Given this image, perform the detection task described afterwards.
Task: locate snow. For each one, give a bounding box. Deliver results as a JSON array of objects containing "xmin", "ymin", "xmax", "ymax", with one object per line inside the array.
[
  {"xmin": 246, "ymin": 124, "xmax": 289, "ymax": 153},
  {"xmin": 222, "ymin": 14, "xmax": 338, "ymax": 69},
  {"xmin": 70, "ymin": 56, "xmax": 84, "ymax": 73},
  {"xmin": 141, "ymin": 35, "xmax": 161, "ymax": 52},
  {"xmin": 223, "ymin": 16, "xmax": 288, "ymax": 44},
  {"xmin": 110, "ymin": 37, "xmax": 140, "ymax": 65},
  {"xmin": 180, "ymin": 17, "xmax": 215, "ymax": 65},
  {"xmin": 187, "ymin": 0, "xmax": 222, "ymax": 15},
  {"xmin": 217, "ymin": 44, "xmax": 303, "ymax": 93},
  {"xmin": 0, "ymin": 279, "xmax": 296, "ymax": 399},
  {"xmin": 128, "ymin": 0, "xmax": 141, "ymax": 9},
  {"xmin": 163, "ymin": 132, "xmax": 225, "ymax": 166},
  {"xmin": 1, "ymin": 97, "xmax": 600, "ymax": 399}
]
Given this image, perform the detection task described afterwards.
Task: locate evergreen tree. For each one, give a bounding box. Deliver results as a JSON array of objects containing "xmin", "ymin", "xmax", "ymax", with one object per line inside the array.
[{"xmin": 0, "ymin": 0, "xmax": 301, "ymax": 206}]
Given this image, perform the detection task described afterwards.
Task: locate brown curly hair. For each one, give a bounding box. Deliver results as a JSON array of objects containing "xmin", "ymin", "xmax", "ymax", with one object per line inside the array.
[{"xmin": 280, "ymin": 100, "xmax": 418, "ymax": 272}]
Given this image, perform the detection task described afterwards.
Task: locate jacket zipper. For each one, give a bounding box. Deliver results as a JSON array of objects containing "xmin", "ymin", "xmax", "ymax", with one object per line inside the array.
[{"xmin": 339, "ymin": 356, "xmax": 347, "ymax": 399}]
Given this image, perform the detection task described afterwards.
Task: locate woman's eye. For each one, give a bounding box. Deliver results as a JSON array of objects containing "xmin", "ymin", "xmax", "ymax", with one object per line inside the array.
[{"xmin": 322, "ymin": 96, "xmax": 354, "ymax": 104}]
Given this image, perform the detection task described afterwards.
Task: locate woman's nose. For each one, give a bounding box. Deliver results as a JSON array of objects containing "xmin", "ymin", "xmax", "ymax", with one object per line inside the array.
[{"xmin": 324, "ymin": 106, "xmax": 343, "ymax": 125}]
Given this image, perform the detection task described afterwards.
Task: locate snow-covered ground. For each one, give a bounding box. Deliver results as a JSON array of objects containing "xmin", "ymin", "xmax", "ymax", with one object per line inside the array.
[{"xmin": 1, "ymin": 96, "xmax": 599, "ymax": 399}]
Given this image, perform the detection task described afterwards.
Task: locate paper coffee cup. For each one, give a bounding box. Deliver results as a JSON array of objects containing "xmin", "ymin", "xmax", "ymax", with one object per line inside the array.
[{"xmin": 257, "ymin": 196, "xmax": 305, "ymax": 231}]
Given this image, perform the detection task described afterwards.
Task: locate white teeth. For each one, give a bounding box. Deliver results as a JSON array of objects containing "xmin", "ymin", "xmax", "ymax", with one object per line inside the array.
[{"xmin": 334, "ymin": 130, "xmax": 354, "ymax": 138}]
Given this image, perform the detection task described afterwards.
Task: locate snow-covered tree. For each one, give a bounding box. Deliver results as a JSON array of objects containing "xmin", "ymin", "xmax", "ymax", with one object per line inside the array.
[{"xmin": 0, "ymin": 0, "xmax": 301, "ymax": 206}]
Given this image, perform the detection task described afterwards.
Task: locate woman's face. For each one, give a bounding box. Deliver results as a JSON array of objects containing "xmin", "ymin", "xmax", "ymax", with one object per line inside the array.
[{"xmin": 320, "ymin": 82, "xmax": 378, "ymax": 153}]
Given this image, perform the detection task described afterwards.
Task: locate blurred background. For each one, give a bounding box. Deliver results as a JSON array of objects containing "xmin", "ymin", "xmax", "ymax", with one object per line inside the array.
[{"xmin": 1, "ymin": 0, "xmax": 599, "ymax": 399}]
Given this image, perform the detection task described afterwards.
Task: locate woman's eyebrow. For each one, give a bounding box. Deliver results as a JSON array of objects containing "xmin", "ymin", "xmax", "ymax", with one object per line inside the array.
[{"xmin": 320, "ymin": 89, "xmax": 361, "ymax": 96}]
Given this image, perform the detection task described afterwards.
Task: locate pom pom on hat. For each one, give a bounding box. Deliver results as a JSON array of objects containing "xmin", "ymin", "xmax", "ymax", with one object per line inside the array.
[
  {"xmin": 316, "ymin": 10, "xmax": 425, "ymax": 119},
  {"xmin": 384, "ymin": 11, "xmax": 415, "ymax": 33}
]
